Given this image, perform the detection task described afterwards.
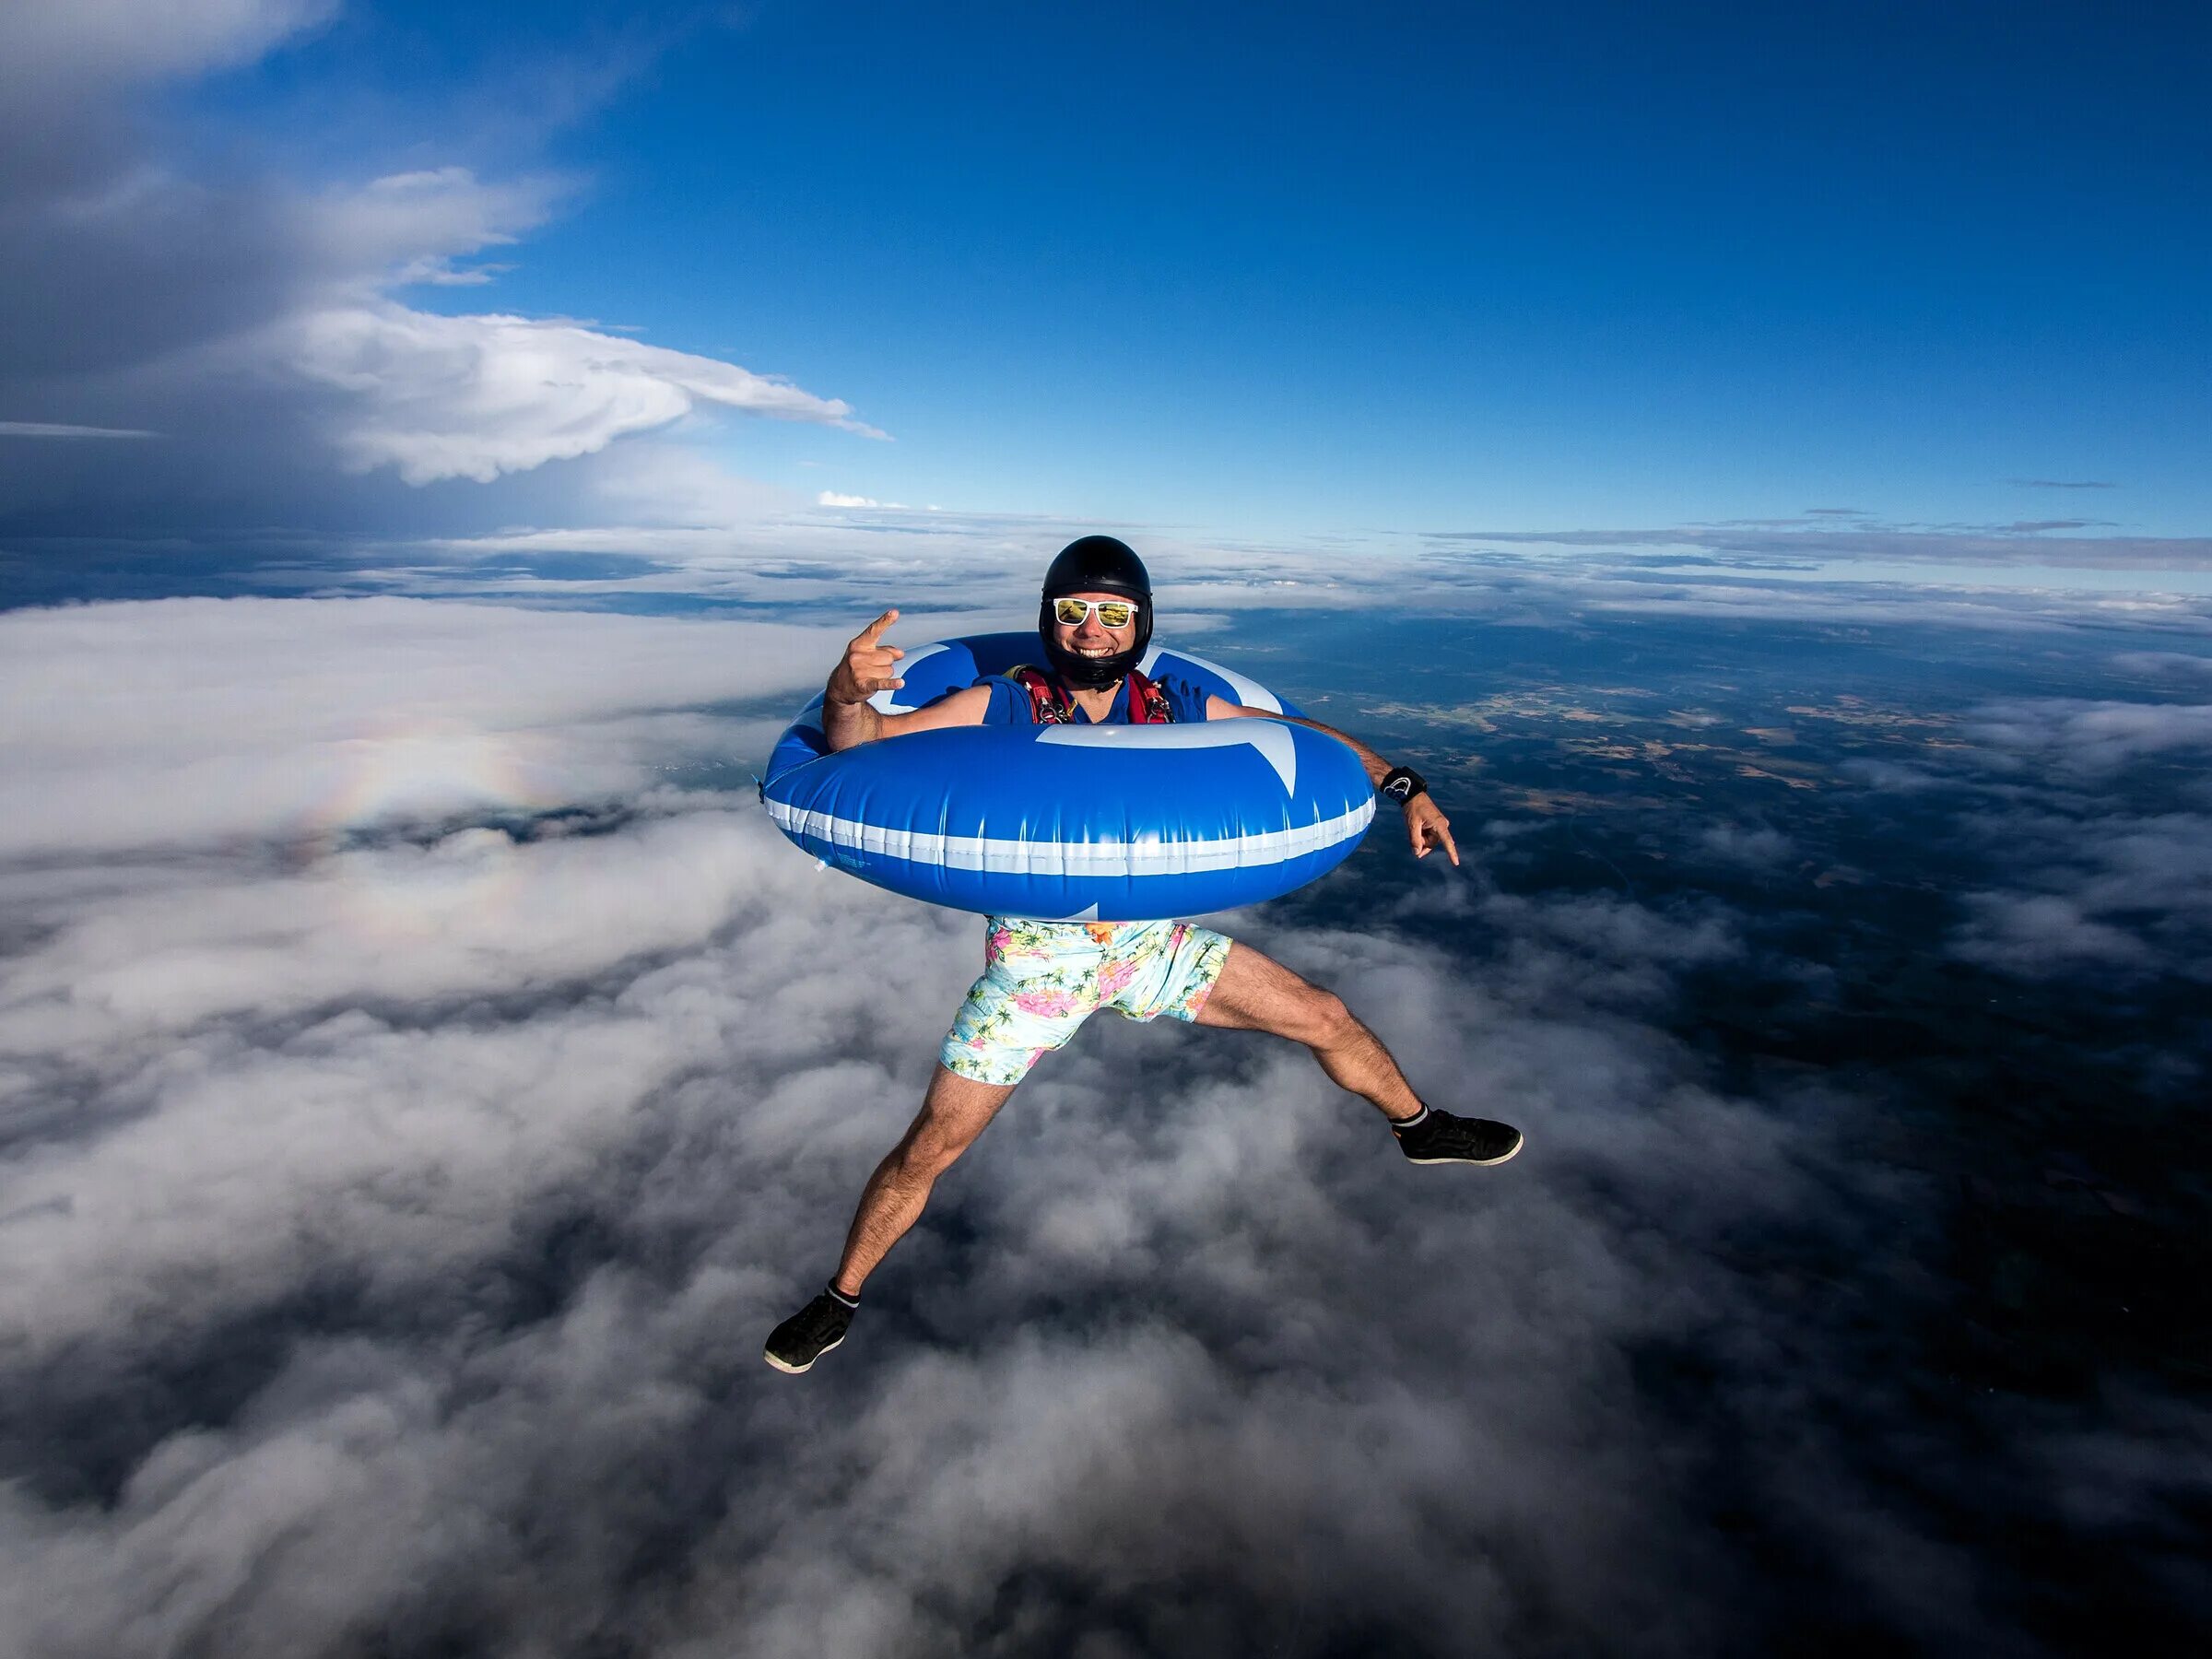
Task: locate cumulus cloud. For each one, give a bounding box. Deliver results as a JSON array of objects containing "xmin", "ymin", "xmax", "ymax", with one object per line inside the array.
[
  {"xmin": 1964, "ymin": 697, "xmax": 2212, "ymax": 775},
  {"xmin": 1947, "ymin": 808, "xmax": 2212, "ymax": 981},
  {"xmin": 1696, "ymin": 822, "xmax": 1794, "ymax": 866},
  {"xmin": 288, "ymin": 304, "xmax": 886, "ymax": 486},
  {"xmin": 1951, "ymin": 890, "xmax": 2159, "ymax": 975},
  {"xmin": 0, "ymin": 8, "xmax": 878, "ymax": 549},
  {"xmin": 2113, "ymin": 651, "xmax": 2212, "ymax": 683}
]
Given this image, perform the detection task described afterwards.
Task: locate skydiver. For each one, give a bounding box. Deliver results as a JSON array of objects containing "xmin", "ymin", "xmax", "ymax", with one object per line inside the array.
[{"xmin": 766, "ymin": 536, "xmax": 1521, "ymax": 1373}]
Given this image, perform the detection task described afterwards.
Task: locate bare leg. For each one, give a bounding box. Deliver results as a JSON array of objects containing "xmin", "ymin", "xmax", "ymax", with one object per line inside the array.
[
  {"xmin": 1194, "ymin": 942, "xmax": 1423, "ymax": 1121},
  {"xmin": 831, "ymin": 1064, "xmax": 1018, "ymax": 1296}
]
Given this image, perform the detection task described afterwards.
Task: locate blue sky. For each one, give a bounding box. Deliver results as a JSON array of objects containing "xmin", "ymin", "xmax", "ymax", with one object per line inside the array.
[{"xmin": 5, "ymin": 0, "xmax": 2207, "ymax": 568}]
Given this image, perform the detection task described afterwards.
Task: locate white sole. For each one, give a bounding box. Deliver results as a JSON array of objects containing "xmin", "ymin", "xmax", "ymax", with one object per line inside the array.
[
  {"xmin": 763, "ymin": 1332, "xmax": 845, "ymax": 1374},
  {"xmin": 1404, "ymin": 1138, "xmax": 1523, "ymax": 1167}
]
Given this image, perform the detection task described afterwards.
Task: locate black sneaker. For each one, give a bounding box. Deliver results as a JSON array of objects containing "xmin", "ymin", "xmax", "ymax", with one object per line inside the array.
[
  {"xmin": 764, "ymin": 1290, "xmax": 855, "ymax": 1374},
  {"xmin": 1394, "ymin": 1106, "xmax": 1523, "ymax": 1166}
]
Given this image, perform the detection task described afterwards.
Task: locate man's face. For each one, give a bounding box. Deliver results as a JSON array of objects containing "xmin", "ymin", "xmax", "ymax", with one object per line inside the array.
[{"xmin": 1050, "ymin": 590, "xmax": 1140, "ymax": 663}]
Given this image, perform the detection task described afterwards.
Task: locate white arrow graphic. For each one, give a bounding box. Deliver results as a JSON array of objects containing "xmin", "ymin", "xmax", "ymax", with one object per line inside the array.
[
  {"xmin": 1035, "ymin": 720, "xmax": 1300, "ymax": 794},
  {"xmin": 871, "ymin": 641, "xmax": 951, "ymax": 713}
]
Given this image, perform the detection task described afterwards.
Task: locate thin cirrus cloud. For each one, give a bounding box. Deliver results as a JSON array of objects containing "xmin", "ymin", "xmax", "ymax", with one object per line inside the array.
[
  {"xmin": 0, "ymin": 422, "xmax": 157, "ymax": 439},
  {"xmin": 1428, "ymin": 520, "xmax": 2212, "ymax": 571}
]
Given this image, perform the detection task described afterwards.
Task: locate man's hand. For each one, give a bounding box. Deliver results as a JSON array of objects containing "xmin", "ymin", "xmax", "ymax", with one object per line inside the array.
[
  {"xmin": 1405, "ymin": 793, "xmax": 1458, "ymax": 865},
  {"xmin": 1215, "ymin": 697, "xmax": 1465, "ymax": 869},
  {"xmin": 829, "ymin": 609, "xmax": 905, "ymax": 706}
]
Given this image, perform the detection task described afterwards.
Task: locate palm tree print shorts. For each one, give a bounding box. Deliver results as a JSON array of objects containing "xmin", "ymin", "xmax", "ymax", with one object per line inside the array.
[{"xmin": 940, "ymin": 916, "xmax": 1233, "ymax": 1085}]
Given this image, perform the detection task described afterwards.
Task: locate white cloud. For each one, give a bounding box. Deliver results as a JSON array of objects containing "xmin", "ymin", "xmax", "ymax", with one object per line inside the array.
[
  {"xmin": 2112, "ymin": 651, "xmax": 2212, "ymax": 683},
  {"xmin": 1696, "ymin": 823, "xmax": 1793, "ymax": 866},
  {"xmin": 306, "ymin": 167, "xmax": 563, "ymax": 294},
  {"xmin": 0, "ymin": 32, "xmax": 884, "ymax": 542},
  {"xmin": 0, "ymin": 596, "xmax": 840, "ymax": 856},
  {"xmin": 1435, "ymin": 522, "xmax": 2212, "ymax": 573},
  {"xmin": 1945, "ymin": 807, "xmax": 2212, "ymax": 980},
  {"xmin": 1951, "ymin": 891, "xmax": 2158, "ymax": 975},
  {"xmin": 283, "ymin": 303, "xmax": 886, "ymax": 487},
  {"xmin": 0, "ymin": 595, "xmax": 2040, "ymax": 1656},
  {"xmin": 0, "ymin": 0, "xmax": 333, "ymax": 96},
  {"xmin": 1969, "ymin": 698, "xmax": 2212, "ymax": 771},
  {"xmin": 0, "ymin": 422, "xmax": 158, "ymax": 439},
  {"xmin": 818, "ymin": 490, "xmax": 881, "ymax": 508}
]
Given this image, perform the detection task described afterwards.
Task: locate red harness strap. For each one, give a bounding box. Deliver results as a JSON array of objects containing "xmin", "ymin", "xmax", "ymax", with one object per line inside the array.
[{"xmin": 1008, "ymin": 665, "xmax": 1174, "ymax": 725}]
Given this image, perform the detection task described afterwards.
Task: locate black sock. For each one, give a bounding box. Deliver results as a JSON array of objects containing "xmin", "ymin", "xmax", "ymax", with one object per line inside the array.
[
  {"xmin": 1392, "ymin": 1103, "xmax": 1431, "ymax": 1135},
  {"xmin": 827, "ymin": 1282, "xmax": 860, "ymax": 1310}
]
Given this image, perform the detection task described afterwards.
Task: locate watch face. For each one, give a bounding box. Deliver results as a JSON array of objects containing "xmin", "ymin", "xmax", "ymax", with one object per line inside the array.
[{"xmin": 1385, "ymin": 778, "xmax": 1411, "ymax": 800}]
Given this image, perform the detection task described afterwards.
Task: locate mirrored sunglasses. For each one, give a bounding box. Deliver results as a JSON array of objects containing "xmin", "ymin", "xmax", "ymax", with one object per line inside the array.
[{"xmin": 1051, "ymin": 597, "xmax": 1141, "ymax": 628}]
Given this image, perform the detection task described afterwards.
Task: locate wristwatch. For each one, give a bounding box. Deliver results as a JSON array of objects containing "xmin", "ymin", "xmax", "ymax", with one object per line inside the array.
[{"xmin": 1378, "ymin": 765, "xmax": 1427, "ymax": 805}]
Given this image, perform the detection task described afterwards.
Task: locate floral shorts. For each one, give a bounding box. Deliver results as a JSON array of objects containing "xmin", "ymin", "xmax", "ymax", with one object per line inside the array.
[{"xmin": 940, "ymin": 916, "xmax": 1233, "ymax": 1086}]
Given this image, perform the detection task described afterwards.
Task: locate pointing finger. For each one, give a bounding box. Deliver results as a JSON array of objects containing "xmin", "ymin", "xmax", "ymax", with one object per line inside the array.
[{"xmin": 857, "ymin": 607, "xmax": 899, "ymax": 644}]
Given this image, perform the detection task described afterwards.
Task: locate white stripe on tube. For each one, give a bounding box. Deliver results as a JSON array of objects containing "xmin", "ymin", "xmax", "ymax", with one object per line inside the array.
[{"xmin": 761, "ymin": 797, "xmax": 1375, "ymax": 876}]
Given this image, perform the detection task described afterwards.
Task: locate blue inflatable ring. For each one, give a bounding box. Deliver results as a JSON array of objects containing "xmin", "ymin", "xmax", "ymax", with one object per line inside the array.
[{"xmin": 760, "ymin": 631, "xmax": 1375, "ymax": 921}]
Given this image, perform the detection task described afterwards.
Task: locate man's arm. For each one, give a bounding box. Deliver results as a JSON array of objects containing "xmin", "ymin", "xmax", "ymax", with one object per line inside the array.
[
  {"xmin": 1206, "ymin": 695, "xmax": 1459, "ymax": 865},
  {"xmin": 823, "ymin": 608, "xmax": 992, "ymax": 752}
]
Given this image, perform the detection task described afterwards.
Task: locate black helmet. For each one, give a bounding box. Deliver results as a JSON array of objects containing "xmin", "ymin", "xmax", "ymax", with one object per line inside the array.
[{"xmin": 1038, "ymin": 535, "xmax": 1153, "ymax": 688}]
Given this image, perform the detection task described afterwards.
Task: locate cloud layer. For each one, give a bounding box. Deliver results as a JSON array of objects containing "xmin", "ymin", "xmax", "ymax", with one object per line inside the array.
[
  {"xmin": 0, "ymin": 597, "xmax": 837, "ymax": 857},
  {"xmin": 6, "ymin": 594, "xmax": 2206, "ymax": 1654}
]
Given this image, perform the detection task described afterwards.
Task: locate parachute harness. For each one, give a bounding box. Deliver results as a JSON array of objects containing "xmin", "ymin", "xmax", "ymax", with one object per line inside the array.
[{"xmin": 1007, "ymin": 665, "xmax": 1174, "ymax": 726}]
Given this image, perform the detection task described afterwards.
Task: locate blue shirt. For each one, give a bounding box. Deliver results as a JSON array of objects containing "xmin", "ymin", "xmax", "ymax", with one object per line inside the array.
[{"xmin": 967, "ymin": 671, "xmax": 1213, "ymax": 726}]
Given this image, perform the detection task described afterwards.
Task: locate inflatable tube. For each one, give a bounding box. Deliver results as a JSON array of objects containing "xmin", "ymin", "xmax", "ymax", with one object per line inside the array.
[{"xmin": 761, "ymin": 632, "xmax": 1374, "ymax": 921}]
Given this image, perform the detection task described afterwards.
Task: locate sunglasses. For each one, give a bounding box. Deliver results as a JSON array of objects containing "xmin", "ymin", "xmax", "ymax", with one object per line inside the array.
[{"xmin": 1051, "ymin": 597, "xmax": 1142, "ymax": 628}]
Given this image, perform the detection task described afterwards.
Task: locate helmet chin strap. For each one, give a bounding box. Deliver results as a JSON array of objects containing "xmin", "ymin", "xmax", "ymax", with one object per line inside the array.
[{"xmin": 1042, "ymin": 638, "xmax": 1140, "ymax": 688}]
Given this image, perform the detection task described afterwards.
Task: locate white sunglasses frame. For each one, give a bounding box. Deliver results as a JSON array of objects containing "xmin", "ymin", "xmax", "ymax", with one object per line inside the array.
[{"xmin": 1049, "ymin": 597, "xmax": 1144, "ymax": 627}]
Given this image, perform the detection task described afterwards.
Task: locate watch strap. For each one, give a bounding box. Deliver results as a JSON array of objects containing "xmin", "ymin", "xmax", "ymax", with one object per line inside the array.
[{"xmin": 1379, "ymin": 765, "xmax": 1427, "ymax": 804}]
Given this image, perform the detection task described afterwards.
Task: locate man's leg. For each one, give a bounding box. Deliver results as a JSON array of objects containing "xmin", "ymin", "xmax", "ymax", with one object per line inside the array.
[
  {"xmin": 765, "ymin": 1063, "xmax": 1018, "ymax": 1374},
  {"xmin": 770, "ymin": 917, "xmax": 1091, "ymax": 1373},
  {"xmin": 831, "ymin": 1064, "xmax": 1018, "ymax": 1296},
  {"xmin": 1192, "ymin": 941, "xmax": 1521, "ymax": 1164},
  {"xmin": 1193, "ymin": 941, "xmax": 1420, "ymax": 1121}
]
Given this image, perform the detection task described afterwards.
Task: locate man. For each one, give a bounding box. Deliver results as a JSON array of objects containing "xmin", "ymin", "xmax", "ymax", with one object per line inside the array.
[{"xmin": 765, "ymin": 535, "xmax": 1521, "ymax": 1374}]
